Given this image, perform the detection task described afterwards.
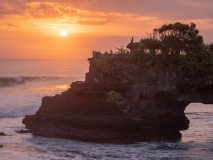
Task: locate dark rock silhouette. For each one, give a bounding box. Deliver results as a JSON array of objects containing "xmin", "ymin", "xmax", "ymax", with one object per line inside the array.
[
  {"xmin": 22, "ymin": 53, "xmax": 213, "ymax": 143},
  {"xmin": 15, "ymin": 129, "xmax": 31, "ymax": 134},
  {"xmin": 0, "ymin": 132, "xmax": 6, "ymax": 136}
]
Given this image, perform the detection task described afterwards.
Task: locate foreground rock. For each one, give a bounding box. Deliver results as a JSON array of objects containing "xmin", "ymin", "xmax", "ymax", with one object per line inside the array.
[
  {"xmin": 15, "ymin": 129, "xmax": 31, "ymax": 134},
  {"xmin": 0, "ymin": 132, "xmax": 6, "ymax": 136},
  {"xmin": 23, "ymin": 55, "xmax": 213, "ymax": 143}
]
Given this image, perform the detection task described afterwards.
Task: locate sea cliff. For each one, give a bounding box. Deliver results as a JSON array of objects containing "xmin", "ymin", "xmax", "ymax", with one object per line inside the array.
[{"xmin": 23, "ymin": 51, "xmax": 213, "ymax": 143}]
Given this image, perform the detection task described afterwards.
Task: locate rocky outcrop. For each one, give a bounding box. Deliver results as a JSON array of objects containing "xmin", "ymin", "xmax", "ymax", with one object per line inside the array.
[
  {"xmin": 0, "ymin": 132, "xmax": 6, "ymax": 136},
  {"xmin": 15, "ymin": 129, "xmax": 31, "ymax": 134},
  {"xmin": 23, "ymin": 56, "xmax": 213, "ymax": 143}
]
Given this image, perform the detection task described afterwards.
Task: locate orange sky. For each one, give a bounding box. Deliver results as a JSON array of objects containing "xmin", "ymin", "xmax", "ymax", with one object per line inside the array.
[{"xmin": 0, "ymin": 0, "xmax": 213, "ymax": 59}]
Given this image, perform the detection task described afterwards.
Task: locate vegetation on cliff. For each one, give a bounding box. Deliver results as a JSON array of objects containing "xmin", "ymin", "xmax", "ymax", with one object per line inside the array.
[
  {"xmin": 96, "ymin": 22, "xmax": 213, "ymax": 87},
  {"xmin": 106, "ymin": 90, "xmax": 121, "ymax": 102},
  {"xmin": 96, "ymin": 55, "xmax": 115, "ymax": 77}
]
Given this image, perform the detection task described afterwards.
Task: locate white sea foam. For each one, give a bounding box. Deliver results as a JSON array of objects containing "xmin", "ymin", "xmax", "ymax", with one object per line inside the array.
[
  {"xmin": 0, "ymin": 105, "xmax": 39, "ymax": 118},
  {"xmin": 0, "ymin": 76, "xmax": 25, "ymax": 85},
  {"xmin": 0, "ymin": 76, "xmax": 74, "ymax": 87},
  {"xmin": 12, "ymin": 76, "xmax": 25, "ymax": 83},
  {"xmin": 0, "ymin": 92, "xmax": 42, "ymax": 118}
]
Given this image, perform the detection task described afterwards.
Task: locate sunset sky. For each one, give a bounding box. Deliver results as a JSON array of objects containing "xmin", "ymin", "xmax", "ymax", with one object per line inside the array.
[{"xmin": 0, "ymin": 0, "xmax": 213, "ymax": 59}]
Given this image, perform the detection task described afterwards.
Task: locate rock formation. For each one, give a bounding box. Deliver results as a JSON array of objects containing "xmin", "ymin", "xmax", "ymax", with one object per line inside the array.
[
  {"xmin": 23, "ymin": 53, "xmax": 213, "ymax": 143},
  {"xmin": 15, "ymin": 129, "xmax": 31, "ymax": 134},
  {"xmin": 0, "ymin": 132, "xmax": 6, "ymax": 136}
]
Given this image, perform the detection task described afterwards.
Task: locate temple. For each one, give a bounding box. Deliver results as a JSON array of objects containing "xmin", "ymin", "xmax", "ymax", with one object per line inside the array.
[
  {"xmin": 92, "ymin": 50, "xmax": 113, "ymax": 60},
  {"xmin": 126, "ymin": 37, "xmax": 134, "ymax": 53}
]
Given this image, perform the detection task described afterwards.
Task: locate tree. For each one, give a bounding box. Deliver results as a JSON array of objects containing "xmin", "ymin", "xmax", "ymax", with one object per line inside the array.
[
  {"xmin": 209, "ymin": 43, "xmax": 213, "ymax": 52},
  {"xmin": 115, "ymin": 46, "xmax": 129, "ymax": 54},
  {"xmin": 152, "ymin": 22, "xmax": 204, "ymax": 55}
]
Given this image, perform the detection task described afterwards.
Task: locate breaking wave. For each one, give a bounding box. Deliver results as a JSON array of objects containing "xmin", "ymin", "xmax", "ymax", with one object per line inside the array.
[
  {"xmin": 0, "ymin": 76, "xmax": 73, "ymax": 87},
  {"xmin": 0, "ymin": 105, "xmax": 39, "ymax": 118}
]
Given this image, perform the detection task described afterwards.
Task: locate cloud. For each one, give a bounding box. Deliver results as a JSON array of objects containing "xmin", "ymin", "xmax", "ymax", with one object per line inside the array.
[
  {"xmin": 76, "ymin": 18, "xmax": 107, "ymax": 25},
  {"xmin": 1, "ymin": 0, "xmax": 213, "ymax": 23},
  {"xmin": 35, "ymin": 0, "xmax": 212, "ymax": 20},
  {"xmin": 0, "ymin": 2, "xmax": 21, "ymax": 15},
  {"xmin": 7, "ymin": 23, "xmax": 17, "ymax": 27},
  {"xmin": 25, "ymin": 2, "xmax": 63, "ymax": 19},
  {"xmin": 0, "ymin": 0, "xmax": 213, "ymax": 36}
]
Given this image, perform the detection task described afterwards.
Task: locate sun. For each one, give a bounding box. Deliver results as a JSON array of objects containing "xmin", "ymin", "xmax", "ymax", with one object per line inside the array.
[{"xmin": 60, "ymin": 31, "xmax": 67, "ymax": 36}]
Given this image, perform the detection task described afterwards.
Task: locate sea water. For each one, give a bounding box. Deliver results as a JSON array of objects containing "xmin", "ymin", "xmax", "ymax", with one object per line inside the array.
[{"xmin": 0, "ymin": 60, "xmax": 213, "ymax": 160}]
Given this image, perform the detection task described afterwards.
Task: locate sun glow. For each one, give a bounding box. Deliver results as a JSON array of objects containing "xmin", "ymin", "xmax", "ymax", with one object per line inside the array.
[{"xmin": 60, "ymin": 31, "xmax": 67, "ymax": 36}]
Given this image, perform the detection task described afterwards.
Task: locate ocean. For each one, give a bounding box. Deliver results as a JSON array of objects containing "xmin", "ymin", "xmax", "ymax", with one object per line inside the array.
[{"xmin": 0, "ymin": 59, "xmax": 213, "ymax": 160}]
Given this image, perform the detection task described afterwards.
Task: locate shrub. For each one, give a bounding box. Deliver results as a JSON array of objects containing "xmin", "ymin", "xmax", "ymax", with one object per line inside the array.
[
  {"xmin": 96, "ymin": 56, "xmax": 115, "ymax": 77},
  {"xmin": 106, "ymin": 90, "xmax": 121, "ymax": 102}
]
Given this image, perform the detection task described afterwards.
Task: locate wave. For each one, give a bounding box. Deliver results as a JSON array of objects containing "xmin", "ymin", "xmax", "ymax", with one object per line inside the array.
[
  {"xmin": 0, "ymin": 76, "xmax": 74, "ymax": 87},
  {"xmin": 0, "ymin": 105, "xmax": 39, "ymax": 118}
]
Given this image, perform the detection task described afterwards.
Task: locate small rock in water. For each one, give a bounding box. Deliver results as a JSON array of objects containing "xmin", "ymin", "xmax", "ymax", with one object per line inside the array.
[
  {"xmin": 15, "ymin": 129, "xmax": 31, "ymax": 134},
  {"xmin": 0, "ymin": 132, "xmax": 6, "ymax": 136},
  {"xmin": 0, "ymin": 145, "xmax": 3, "ymax": 148}
]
